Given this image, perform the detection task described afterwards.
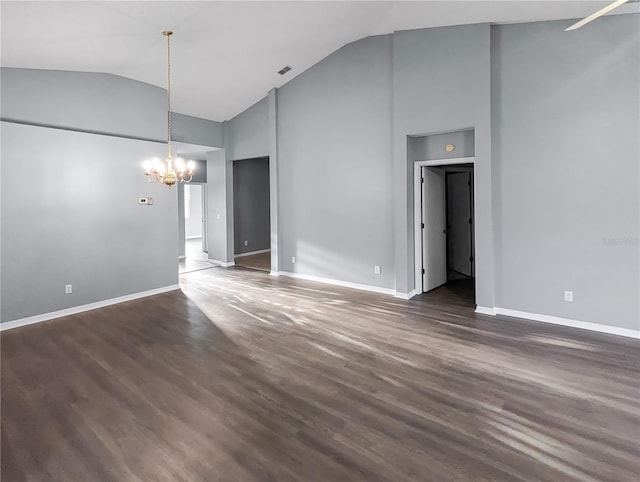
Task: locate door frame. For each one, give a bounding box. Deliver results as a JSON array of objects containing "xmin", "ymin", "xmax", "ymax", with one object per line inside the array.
[
  {"xmin": 201, "ymin": 184, "xmax": 208, "ymax": 253},
  {"xmin": 413, "ymin": 157, "xmax": 476, "ymax": 294},
  {"xmin": 181, "ymin": 181, "xmax": 208, "ymax": 259}
]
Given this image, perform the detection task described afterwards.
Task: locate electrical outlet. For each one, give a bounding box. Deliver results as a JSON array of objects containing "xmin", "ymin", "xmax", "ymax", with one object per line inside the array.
[
  {"xmin": 244, "ymin": 240, "xmax": 248, "ymax": 246},
  {"xmin": 65, "ymin": 284, "xmax": 73, "ymax": 294},
  {"xmin": 374, "ymin": 265, "xmax": 381, "ymax": 275},
  {"xmin": 291, "ymin": 256, "xmax": 296, "ymax": 264},
  {"xmin": 564, "ymin": 291, "xmax": 573, "ymax": 302}
]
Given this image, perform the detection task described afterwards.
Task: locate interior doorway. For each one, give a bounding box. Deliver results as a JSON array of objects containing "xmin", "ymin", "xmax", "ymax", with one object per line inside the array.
[
  {"xmin": 232, "ymin": 157, "xmax": 271, "ymax": 272},
  {"xmin": 179, "ymin": 183, "xmax": 214, "ymax": 274},
  {"xmin": 415, "ymin": 158, "xmax": 476, "ymax": 304}
]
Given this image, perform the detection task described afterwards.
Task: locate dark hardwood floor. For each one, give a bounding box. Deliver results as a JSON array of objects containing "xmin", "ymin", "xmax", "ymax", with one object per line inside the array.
[
  {"xmin": 234, "ymin": 251, "xmax": 271, "ymax": 272},
  {"xmin": 2, "ymin": 266, "xmax": 639, "ymax": 481}
]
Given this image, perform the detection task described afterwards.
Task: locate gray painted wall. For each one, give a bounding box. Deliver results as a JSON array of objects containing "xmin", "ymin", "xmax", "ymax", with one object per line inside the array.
[
  {"xmin": 178, "ymin": 183, "xmax": 186, "ymax": 258},
  {"xmin": 492, "ymin": 16, "xmax": 639, "ymax": 330},
  {"xmin": 172, "ymin": 112, "xmax": 223, "ymax": 149},
  {"xmin": 226, "ymin": 96, "xmax": 269, "ymax": 161},
  {"xmin": 1, "ymin": 68, "xmax": 223, "ymax": 148},
  {"xmin": 410, "ymin": 130, "xmax": 476, "ymax": 160},
  {"xmin": 268, "ymin": 89, "xmax": 281, "ymax": 273},
  {"xmin": 0, "ymin": 68, "xmax": 220, "ymax": 323},
  {"xmin": 233, "ymin": 158, "xmax": 270, "ymax": 255},
  {"xmin": 1, "ymin": 122, "xmax": 178, "ymax": 322},
  {"xmin": 1, "ymin": 68, "xmax": 166, "ymax": 141},
  {"xmin": 277, "ymin": 34, "xmax": 394, "ymax": 289},
  {"xmin": 206, "ymin": 150, "xmax": 234, "ymax": 264},
  {"xmin": 393, "ymin": 24, "xmax": 493, "ymax": 305}
]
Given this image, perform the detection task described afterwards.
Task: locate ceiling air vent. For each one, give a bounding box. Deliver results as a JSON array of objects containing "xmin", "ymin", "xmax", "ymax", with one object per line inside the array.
[{"xmin": 278, "ymin": 65, "xmax": 292, "ymax": 75}]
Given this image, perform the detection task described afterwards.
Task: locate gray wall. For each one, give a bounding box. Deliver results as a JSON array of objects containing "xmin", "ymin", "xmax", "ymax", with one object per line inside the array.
[
  {"xmin": 393, "ymin": 23, "xmax": 493, "ymax": 304},
  {"xmin": 225, "ymin": 96, "xmax": 269, "ymax": 161},
  {"xmin": 492, "ymin": 16, "xmax": 639, "ymax": 330},
  {"xmin": 206, "ymin": 150, "xmax": 234, "ymax": 264},
  {"xmin": 410, "ymin": 130, "xmax": 476, "ymax": 160},
  {"xmin": 1, "ymin": 68, "xmax": 222, "ymax": 147},
  {"xmin": 1, "ymin": 68, "xmax": 166, "ymax": 141},
  {"xmin": 233, "ymin": 158, "xmax": 270, "ymax": 255},
  {"xmin": 0, "ymin": 68, "xmax": 222, "ymax": 323},
  {"xmin": 277, "ymin": 34, "xmax": 394, "ymax": 289},
  {"xmin": 1, "ymin": 122, "xmax": 178, "ymax": 322},
  {"xmin": 172, "ymin": 112, "xmax": 223, "ymax": 148}
]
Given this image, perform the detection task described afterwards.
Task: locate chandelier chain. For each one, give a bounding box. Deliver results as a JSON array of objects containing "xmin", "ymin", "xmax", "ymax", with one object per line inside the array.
[
  {"xmin": 165, "ymin": 31, "xmax": 173, "ymax": 159},
  {"xmin": 143, "ymin": 30, "xmax": 194, "ymax": 186}
]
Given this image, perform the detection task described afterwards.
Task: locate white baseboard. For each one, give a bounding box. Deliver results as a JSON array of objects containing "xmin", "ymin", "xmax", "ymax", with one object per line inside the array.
[
  {"xmin": 475, "ymin": 306, "xmax": 496, "ymax": 315},
  {"xmin": 0, "ymin": 284, "xmax": 181, "ymax": 332},
  {"xmin": 278, "ymin": 271, "xmax": 395, "ymax": 296},
  {"xmin": 395, "ymin": 289, "xmax": 418, "ymax": 300},
  {"xmin": 493, "ymin": 307, "xmax": 639, "ymax": 339},
  {"xmin": 270, "ymin": 271, "xmax": 280, "ymax": 277},
  {"xmin": 234, "ymin": 249, "xmax": 270, "ymax": 258},
  {"xmin": 207, "ymin": 259, "xmax": 235, "ymax": 267}
]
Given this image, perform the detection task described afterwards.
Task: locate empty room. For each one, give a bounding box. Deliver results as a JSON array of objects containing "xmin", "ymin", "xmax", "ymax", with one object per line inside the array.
[{"xmin": 1, "ymin": 1, "xmax": 638, "ymax": 480}]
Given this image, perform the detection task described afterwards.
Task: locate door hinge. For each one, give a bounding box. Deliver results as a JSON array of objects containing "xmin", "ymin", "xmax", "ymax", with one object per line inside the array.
[
  {"xmin": 469, "ymin": 256, "xmax": 474, "ymax": 262},
  {"xmin": 421, "ymin": 222, "xmax": 424, "ymax": 229},
  {"xmin": 422, "ymin": 268, "xmax": 425, "ymax": 274},
  {"xmin": 469, "ymin": 218, "xmax": 473, "ymax": 224},
  {"xmin": 421, "ymin": 177, "xmax": 424, "ymax": 184}
]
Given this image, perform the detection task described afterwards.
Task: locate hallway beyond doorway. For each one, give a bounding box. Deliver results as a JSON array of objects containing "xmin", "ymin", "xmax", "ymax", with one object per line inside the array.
[
  {"xmin": 179, "ymin": 238, "xmax": 219, "ymax": 274},
  {"xmin": 234, "ymin": 251, "xmax": 271, "ymax": 272}
]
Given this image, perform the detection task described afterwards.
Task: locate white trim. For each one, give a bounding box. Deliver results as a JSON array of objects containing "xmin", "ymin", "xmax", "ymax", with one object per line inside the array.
[
  {"xmin": 394, "ymin": 289, "xmax": 418, "ymax": 300},
  {"xmin": 234, "ymin": 249, "xmax": 271, "ymax": 258},
  {"xmin": 494, "ymin": 307, "xmax": 640, "ymax": 339},
  {"xmin": 270, "ymin": 271, "xmax": 280, "ymax": 277},
  {"xmin": 0, "ymin": 285, "xmax": 181, "ymax": 332},
  {"xmin": 278, "ymin": 271, "xmax": 395, "ymax": 296},
  {"xmin": 207, "ymin": 259, "xmax": 234, "ymax": 267},
  {"xmin": 413, "ymin": 157, "xmax": 475, "ymax": 295},
  {"xmin": 416, "ymin": 157, "xmax": 476, "ymax": 167},
  {"xmin": 475, "ymin": 306, "xmax": 496, "ymax": 315},
  {"xmin": 186, "ymin": 235, "xmax": 203, "ymax": 240}
]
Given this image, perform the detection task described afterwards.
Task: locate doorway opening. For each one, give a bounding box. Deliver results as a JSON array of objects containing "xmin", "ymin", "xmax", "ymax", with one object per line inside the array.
[
  {"xmin": 179, "ymin": 183, "xmax": 213, "ymax": 274},
  {"xmin": 414, "ymin": 158, "xmax": 476, "ymax": 306},
  {"xmin": 232, "ymin": 157, "xmax": 271, "ymax": 272}
]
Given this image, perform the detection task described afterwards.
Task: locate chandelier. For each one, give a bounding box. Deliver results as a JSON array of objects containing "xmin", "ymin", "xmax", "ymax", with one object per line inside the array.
[{"xmin": 144, "ymin": 31, "xmax": 194, "ymax": 186}]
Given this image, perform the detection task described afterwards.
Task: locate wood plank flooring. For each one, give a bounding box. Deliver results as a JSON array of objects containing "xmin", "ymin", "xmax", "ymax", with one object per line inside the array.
[
  {"xmin": 2, "ymin": 266, "xmax": 639, "ymax": 481},
  {"xmin": 234, "ymin": 251, "xmax": 271, "ymax": 272}
]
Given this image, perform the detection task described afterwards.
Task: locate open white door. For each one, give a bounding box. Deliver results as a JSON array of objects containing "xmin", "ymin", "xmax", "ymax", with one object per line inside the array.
[{"xmin": 422, "ymin": 167, "xmax": 446, "ymax": 292}]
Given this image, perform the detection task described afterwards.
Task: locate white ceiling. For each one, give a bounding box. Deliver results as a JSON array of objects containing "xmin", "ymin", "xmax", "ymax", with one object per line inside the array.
[{"xmin": 0, "ymin": 1, "xmax": 616, "ymax": 121}]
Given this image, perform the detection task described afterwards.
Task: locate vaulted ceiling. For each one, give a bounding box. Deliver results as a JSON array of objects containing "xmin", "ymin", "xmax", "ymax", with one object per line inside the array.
[{"xmin": 0, "ymin": 1, "xmax": 617, "ymax": 121}]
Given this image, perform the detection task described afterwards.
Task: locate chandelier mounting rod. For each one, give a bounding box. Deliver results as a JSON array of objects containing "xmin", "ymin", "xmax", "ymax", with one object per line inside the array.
[{"xmin": 163, "ymin": 30, "xmax": 173, "ymax": 160}]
